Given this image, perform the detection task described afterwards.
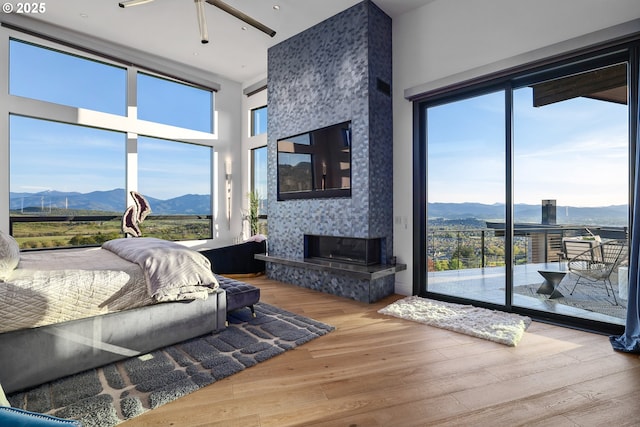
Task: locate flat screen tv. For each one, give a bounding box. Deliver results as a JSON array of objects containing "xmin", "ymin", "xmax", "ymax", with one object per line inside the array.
[{"xmin": 277, "ymin": 121, "xmax": 352, "ymax": 200}]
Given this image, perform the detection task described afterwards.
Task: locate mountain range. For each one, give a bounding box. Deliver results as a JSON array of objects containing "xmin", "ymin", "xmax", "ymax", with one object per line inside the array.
[
  {"xmin": 9, "ymin": 189, "xmax": 628, "ymax": 225},
  {"xmin": 428, "ymin": 202, "xmax": 628, "ymax": 226},
  {"xmin": 9, "ymin": 189, "xmax": 211, "ymax": 215}
]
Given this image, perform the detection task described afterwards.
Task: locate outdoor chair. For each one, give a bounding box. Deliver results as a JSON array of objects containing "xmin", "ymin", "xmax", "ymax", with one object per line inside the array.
[
  {"xmin": 560, "ymin": 235, "xmax": 602, "ymax": 261},
  {"xmin": 567, "ymin": 239, "xmax": 628, "ymax": 305}
]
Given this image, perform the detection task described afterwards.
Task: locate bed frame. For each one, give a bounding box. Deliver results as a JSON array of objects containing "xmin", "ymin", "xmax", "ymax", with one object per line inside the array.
[{"xmin": 0, "ymin": 289, "xmax": 226, "ymax": 394}]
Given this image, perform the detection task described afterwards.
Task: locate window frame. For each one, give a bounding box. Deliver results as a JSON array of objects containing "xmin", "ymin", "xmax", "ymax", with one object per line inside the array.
[
  {"xmin": 250, "ymin": 105, "xmax": 268, "ymax": 137},
  {"xmin": 2, "ymin": 28, "xmax": 220, "ymax": 245},
  {"xmin": 413, "ymin": 42, "xmax": 639, "ymax": 335}
]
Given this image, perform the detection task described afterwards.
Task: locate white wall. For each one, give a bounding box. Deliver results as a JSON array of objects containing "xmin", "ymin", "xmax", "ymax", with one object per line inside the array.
[
  {"xmin": 211, "ymin": 78, "xmax": 244, "ymax": 247},
  {"xmin": 391, "ymin": 0, "xmax": 640, "ymax": 296}
]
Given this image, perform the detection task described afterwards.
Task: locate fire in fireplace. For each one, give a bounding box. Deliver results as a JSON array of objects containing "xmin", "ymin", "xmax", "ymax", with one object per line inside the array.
[{"xmin": 304, "ymin": 235, "xmax": 382, "ymax": 266}]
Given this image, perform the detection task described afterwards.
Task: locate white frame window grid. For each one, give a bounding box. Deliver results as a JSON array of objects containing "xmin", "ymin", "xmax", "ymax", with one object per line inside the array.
[{"xmin": 0, "ymin": 25, "xmax": 220, "ymax": 236}]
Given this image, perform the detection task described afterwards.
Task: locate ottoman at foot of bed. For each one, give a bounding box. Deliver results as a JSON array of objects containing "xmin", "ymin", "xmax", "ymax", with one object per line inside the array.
[{"xmin": 215, "ymin": 275, "xmax": 261, "ymax": 325}]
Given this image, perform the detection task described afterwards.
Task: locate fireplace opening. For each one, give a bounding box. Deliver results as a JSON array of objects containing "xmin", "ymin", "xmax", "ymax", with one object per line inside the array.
[{"xmin": 304, "ymin": 235, "xmax": 382, "ymax": 266}]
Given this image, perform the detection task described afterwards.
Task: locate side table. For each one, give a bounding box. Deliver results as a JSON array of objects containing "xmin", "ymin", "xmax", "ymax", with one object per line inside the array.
[{"xmin": 537, "ymin": 270, "xmax": 566, "ymax": 299}]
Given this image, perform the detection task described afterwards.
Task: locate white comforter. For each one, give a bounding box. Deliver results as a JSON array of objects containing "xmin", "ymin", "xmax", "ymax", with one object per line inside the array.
[
  {"xmin": 0, "ymin": 247, "xmax": 151, "ymax": 333},
  {"xmin": 102, "ymin": 237, "xmax": 219, "ymax": 302}
]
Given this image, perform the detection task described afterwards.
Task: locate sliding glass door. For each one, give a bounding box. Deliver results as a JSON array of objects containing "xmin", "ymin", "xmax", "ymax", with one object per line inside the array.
[
  {"xmin": 512, "ymin": 62, "xmax": 629, "ymax": 325},
  {"xmin": 426, "ymin": 90, "xmax": 506, "ymax": 304},
  {"xmin": 419, "ymin": 47, "xmax": 634, "ymax": 332}
]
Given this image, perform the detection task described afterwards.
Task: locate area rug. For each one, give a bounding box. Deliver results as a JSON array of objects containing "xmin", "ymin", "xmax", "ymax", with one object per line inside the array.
[
  {"xmin": 514, "ymin": 272, "xmax": 626, "ymax": 320},
  {"xmin": 378, "ymin": 296, "xmax": 531, "ymax": 346},
  {"xmin": 7, "ymin": 303, "xmax": 334, "ymax": 427}
]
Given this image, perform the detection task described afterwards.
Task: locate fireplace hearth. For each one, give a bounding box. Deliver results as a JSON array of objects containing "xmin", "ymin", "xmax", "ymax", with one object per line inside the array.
[{"xmin": 304, "ymin": 235, "xmax": 382, "ymax": 266}]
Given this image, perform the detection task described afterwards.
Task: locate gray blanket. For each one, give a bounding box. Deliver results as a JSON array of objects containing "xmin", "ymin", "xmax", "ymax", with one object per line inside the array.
[{"xmin": 103, "ymin": 237, "xmax": 219, "ymax": 302}]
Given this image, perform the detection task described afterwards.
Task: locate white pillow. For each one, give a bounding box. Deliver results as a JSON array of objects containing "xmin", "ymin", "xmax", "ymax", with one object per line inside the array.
[
  {"xmin": 0, "ymin": 232, "xmax": 20, "ymax": 281},
  {"xmin": 0, "ymin": 382, "xmax": 9, "ymax": 407}
]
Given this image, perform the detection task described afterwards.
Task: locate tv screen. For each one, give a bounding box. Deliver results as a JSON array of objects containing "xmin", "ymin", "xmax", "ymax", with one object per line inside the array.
[{"xmin": 277, "ymin": 121, "xmax": 352, "ymax": 200}]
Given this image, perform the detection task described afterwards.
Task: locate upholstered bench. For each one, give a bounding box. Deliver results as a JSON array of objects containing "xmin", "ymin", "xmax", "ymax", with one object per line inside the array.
[{"xmin": 215, "ymin": 275, "xmax": 260, "ymax": 325}]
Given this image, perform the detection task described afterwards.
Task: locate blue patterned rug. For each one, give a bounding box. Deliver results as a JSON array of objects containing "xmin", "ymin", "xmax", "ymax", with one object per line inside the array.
[{"xmin": 7, "ymin": 303, "xmax": 334, "ymax": 426}]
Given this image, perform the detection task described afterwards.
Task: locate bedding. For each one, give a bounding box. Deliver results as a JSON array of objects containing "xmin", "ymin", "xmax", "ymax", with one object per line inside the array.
[
  {"xmin": 0, "ymin": 247, "xmax": 151, "ymax": 333},
  {"xmin": 0, "ymin": 238, "xmax": 220, "ymax": 334},
  {"xmin": 102, "ymin": 237, "xmax": 219, "ymax": 302}
]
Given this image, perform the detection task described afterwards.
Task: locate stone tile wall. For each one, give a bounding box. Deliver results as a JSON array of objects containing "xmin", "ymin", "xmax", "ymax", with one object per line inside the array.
[{"xmin": 265, "ymin": 0, "xmax": 393, "ymax": 302}]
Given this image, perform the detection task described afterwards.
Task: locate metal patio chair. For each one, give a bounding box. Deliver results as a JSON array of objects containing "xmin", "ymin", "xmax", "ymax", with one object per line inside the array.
[
  {"xmin": 568, "ymin": 239, "xmax": 628, "ymax": 305},
  {"xmin": 561, "ymin": 236, "xmax": 601, "ymax": 261}
]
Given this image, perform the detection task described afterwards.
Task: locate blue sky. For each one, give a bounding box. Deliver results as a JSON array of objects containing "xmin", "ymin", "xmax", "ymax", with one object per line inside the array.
[
  {"xmin": 427, "ymin": 85, "xmax": 628, "ymax": 207},
  {"xmin": 9, "ymin": 116, "xmax": 125, "ymax": 194},
  {"xmin": 9, "ymin": 39, "xmax": 213, "ymax": 201},
  {"xmin": 9, "ymin": 116, "xmax": 212, "ymax": 200},
  {"xmin": 9, "ymin": 39, "xmax": 629, "ymax": 209}
]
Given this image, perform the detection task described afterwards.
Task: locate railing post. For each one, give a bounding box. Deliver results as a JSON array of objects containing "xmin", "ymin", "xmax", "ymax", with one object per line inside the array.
[
  {"xmin": 481, "ymin": 230, "xmax": 485, "ymax": 268},
  {"xmin": 457, "ymin": 230, "xmax": 461, "ymax": 269}
]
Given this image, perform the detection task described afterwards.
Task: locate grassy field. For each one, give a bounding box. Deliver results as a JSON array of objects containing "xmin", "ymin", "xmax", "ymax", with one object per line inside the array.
[{"xmin": 11, "ymin": 213, "xmax": 212, "ymax": 249}]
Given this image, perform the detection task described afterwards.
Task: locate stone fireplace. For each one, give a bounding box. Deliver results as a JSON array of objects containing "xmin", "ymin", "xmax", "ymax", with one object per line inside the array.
[{"xmin": 262, "ymin": 1, "xmax": 398, "ymax": 303}]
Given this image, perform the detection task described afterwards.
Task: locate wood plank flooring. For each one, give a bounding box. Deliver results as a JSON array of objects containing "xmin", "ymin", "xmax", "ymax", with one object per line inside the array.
[{"xmin": 121, "ymin": 276, "xmax": 640, "ymax": 426}]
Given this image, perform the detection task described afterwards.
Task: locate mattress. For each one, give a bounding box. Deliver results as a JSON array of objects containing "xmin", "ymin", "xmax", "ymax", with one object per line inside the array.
[{"xmin": 0, "ymin": 247, "xmax": 153, "ymax": 333}]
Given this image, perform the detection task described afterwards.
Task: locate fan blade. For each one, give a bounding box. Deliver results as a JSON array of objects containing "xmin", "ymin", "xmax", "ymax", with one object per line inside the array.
[
  {"xmin": 205, "ymin": 0, "xmax": 276, "ymax": 38},
  {"xmin": 195, "ymin": 0, "xmax": 209, "ymax": 44},
  {"xmin": 119, "ymin": 0, "xmax": 154, "ymax": 7}
]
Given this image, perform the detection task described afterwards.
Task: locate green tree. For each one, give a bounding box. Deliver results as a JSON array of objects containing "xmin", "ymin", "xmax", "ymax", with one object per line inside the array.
[
  {"xmin": 449, "ymin": 258, "xmax": 464, "ymax": 270},
  {"xmin": 434, "ymin": 259, "xmax": 449, "ymax": 271},
  {"xmin": 452, "ymin": 245, "xmax": 478, "ymax": 268}
]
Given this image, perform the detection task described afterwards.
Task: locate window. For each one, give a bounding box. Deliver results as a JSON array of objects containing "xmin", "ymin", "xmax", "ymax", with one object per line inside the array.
[
  {"xmin": 10, "ymin": 115, "xmax": 126, "ymax": 248},
  {"xmin": 251, "ymin": 106, "xmax": 267, "ymax": 136},
  {"xmin": 251, "ymin": 146, "xmax": 268, "ymax": 215},
  {"xmin": 137, "ymin": 73, "xmax": 213, "ymax": 132},
  {"xmin": 9, "ymin": 39, "xmax": 126, "ymax": 115},
  {"xmin": 138, "ymin": 137, "xmax": 212, "ymax": 240},
  {"xmin": 513, "ymin": 64, "xmax": 629, "ymax": 227},
  {"xmin": 6, "ymin": 37, "xmax": 216, "ymax": 248}
]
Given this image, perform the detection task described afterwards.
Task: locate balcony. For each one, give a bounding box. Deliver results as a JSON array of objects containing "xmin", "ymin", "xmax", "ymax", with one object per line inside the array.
[{"xmin": 427, "ymin": 224, "xmax": 628, "ymax": 326}]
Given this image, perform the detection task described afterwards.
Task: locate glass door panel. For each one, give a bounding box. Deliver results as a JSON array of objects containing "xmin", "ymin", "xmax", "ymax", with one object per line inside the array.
[
  {"xmin": 426, "ymin": 91, "xmax": 506, "ymax": 304},
  {"xmin": 512, "ymin": 63, "xmax": 629, "ymax": 325}
]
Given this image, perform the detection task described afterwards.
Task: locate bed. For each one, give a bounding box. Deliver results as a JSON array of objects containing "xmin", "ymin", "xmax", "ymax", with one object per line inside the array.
[{"xmin": 0, "ymin": 235, "xmax": 227, "ymax": 394}]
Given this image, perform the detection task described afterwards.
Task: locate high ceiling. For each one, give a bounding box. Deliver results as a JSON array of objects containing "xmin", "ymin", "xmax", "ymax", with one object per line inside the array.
[{"xmin": 23, "ymin": 0, "xmax": 435, "ymax": 85}]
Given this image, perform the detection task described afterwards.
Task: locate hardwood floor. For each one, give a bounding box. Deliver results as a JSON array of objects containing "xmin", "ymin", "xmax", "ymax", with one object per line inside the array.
[{"xmin": 121, "ymin": 276, "xmax": 640, "ymax": 426}]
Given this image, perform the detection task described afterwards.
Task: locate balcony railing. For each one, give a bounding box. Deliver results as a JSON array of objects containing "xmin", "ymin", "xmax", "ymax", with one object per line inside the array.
[{"xmin": 427, "ymin": 224, "xmax": 628, "ymax": 271}]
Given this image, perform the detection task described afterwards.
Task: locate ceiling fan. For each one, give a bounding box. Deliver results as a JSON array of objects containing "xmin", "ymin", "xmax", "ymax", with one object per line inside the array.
[{"xmin": 118, "ymin": 0, "xmax": 276, "ymax": 44}]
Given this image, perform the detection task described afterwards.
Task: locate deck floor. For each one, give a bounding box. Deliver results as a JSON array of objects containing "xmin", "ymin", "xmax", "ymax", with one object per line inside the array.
[{"xmin": 427, "ymin": 262, "xmax": 625, "ymax": 325}]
